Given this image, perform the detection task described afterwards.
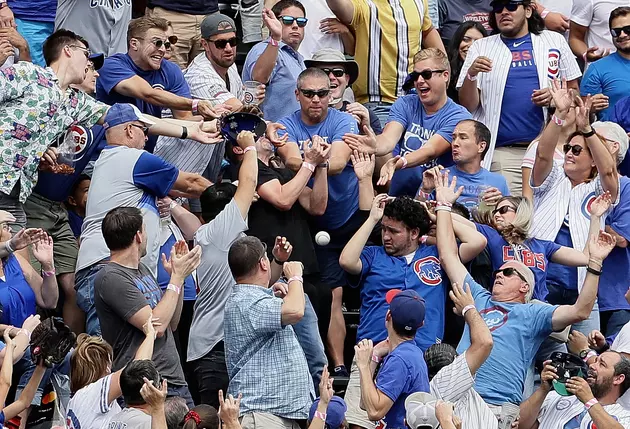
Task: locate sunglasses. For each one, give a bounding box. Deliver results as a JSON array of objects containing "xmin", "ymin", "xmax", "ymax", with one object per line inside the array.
[
  {"xmin": 130, "ymin": 123, "xmax": 149, "ymax": 136},
  {"xmin": 320, "ymin": 67, "xmax": 346, "ymax": 78},
  {"xmin": 611, "ymin": 25, "xmax": 630, "ymax": 38},
  {"xmin": 563, "ymin": 143, "xmax": 585, "ymax": 156},
  {"xmin": 492, "ymin": 205, "xmax": 516, "ymax": 215},
  {"xmin": 492, "ymin": 2, "xmax": 523, "ymax": 13},
  {"xmin": 137, "ymin": 37, "xmax": 172, "ymax": 50},
  {"xmin": 69, "ymin": 45, "xmax": 91, "ymax": 59},
  {"xmin": 299, "ymin": 88, "xmax": 330, "ymax": 98},
  {"xmin": 210, "ymin": 37, "xmax": 239, "ymax": 49},
  {"xmin": 409, "ymin": 69, "xmax": 447, "ymax": 82},
  {"xmin": 167, "ymin": 35, "xmax": 178, "ymax": 46},
  {"xmin": 278, "ymin": 16, "xmax": 308, "ymax": 27},
  {"xmin": 492, "ymin": 267, "xmax": 527, "ymax": 282}
]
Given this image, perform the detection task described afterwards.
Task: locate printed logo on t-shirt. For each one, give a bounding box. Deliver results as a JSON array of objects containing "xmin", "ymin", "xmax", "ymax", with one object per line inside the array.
[
  {"xmin": 581, "ymin": 191, "xmax": 598, "ymax": 219},
  {"xmin": 502, "ymin": 245, "xmax": 546, "ymax": 270},
  {"xmin": 296, "ymin": 136, "xmax": 330, "ymax": 152},
  {"xmin": 134, "ymin": 275, "xmax": 162, "ymax": 308},
  {"xmin": 463, "ymin": 12, "xmax": 491, "ymax": 31},
  {"xmin": 412, "ymin": 256, "xmax": 442, "ymax": 286},
  {"xmin": 401, "ymin": 125, "xmax": 438, "ymax": 168},
  {"xmin": 548, "ymin": 49, "xmax": 560, "ymax": 79},
  {"xmin": 91, "ymin": 0, "xmax": 131, "ymax": 7},
  {"xmin": 587, "ymin": 415, "xmax": 618, "ymax": 429},
  {"xmin": 479, "ymin": 306, "xmax": 509, "ymax": 331},
  {"xmin": 375, "ymin": 420, "xmax": 387, "ymax": 429},
  {"xmin": 511, "ymin": 49, "xmax": 534, "ymax": 67}
]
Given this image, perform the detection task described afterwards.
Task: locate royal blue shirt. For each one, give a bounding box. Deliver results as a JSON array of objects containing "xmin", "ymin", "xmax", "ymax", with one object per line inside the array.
[
  {"xmin": 8, "ymin": 0, "xmax": 56, "ymax": 22},
  {"xmin": 546, "ymin": 221, "xmax": 578, "ymax": 291},
  {"xmin": 0, "ymin": 255, "xmax": 37, "ymax": 327},
  {"xmin": 96, "ymin": 54, "xmax": 190, "ymax": 152},
  {"xmin": 496, "ymin": 34, "xmax": 544, "ymax": 147},
  {"xmin": 388, "ymin": 96, "xmax": 471, "ymax": 197},
  {"xmin": 457, "ymin": 274, "xmax": 557, "ymax": 405},
  {"xmin": 610, "ymin": 96, "xmax": 630, "ymax": 177},
  {"xmin": 277, "ymin": 109, "xmax": 359, "ymax": 230},
  {"xmin": 68, "ymin": 210, "xmax": 84, "ymax": 238},
  {"xmin": 581, "ymin": 53, "xmax": 630, "ymax": 121},
  {"xmin": 476, "ymin": 224, "xmax": 560, "ymax": 301},
  {"xmin": 599, "ymin": 176, "xmax": 630, "ymax": 312},
  {"xmin": 447, "ymin": 167, "xmax": 510, "ymax": 211},
  {"xmin": 158, "ymin": 232, "xmax": 197, "ymax": 301},
  {"xmin": 243, "ymin": 40, "xmax": 305, "ymax": 122},
  {"xmin": 351, "ymin": 245, "xmax": 447, "ymax": 351},
  {"xmin": 376, "ymin": 341, "xmax": 430, "ymax": 428}
]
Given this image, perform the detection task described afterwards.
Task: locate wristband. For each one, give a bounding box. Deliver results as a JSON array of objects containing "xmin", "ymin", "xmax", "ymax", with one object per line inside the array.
[
  {"xmin": 301, "ymin": 161, "xmax": 316, "ymax": 173},
  {"xmin": 272, "ymin": 256, "xmax": 283, "ymax": 265},
  {"xmin": 540, "ymin": 8, "xmax": 550, "ymax": 19},
  {"xmin": 288, "ymin": 276, "xmax": 303, "ymax": 284},
  {"xmin": 581, "ymin": 128, "xmax": 596, "ymax": 138},
  {"xmin": 461, "ymin": 304, "xmax": 475, "ymax": 317},
  {"xmin": 42, "ymin": 269, "xmax": 56, "ymax": 277},
  {"xmin": 420, "ymin": 235, "xmax": 428, "ymax": 245},
  {"xmin": 314, "ymin": 410, "xmax": 327, "ymax": 421},
  {"xmin": 169, "ymin": 200, "xmax": 178, "ymax": 210},
  {"xmin": 167, "ymin": 283, "xmax": 182, "ymax": 294},
  {"xmin": 582, "ymin": 51, "xmax": 589, "ymax": 63},
  {"xmin": 418, "ymin": 189, "xmax": 432, "ymax": 200},
  {"xmin": 371, "ymin": 354, "xmax": 382, "ymax": 363},
  {"xmin": 583, "ymin": 350, "xmax": 598, "ymax": 362},
  {"xmin": 180, "ymin": 126, "xmax": 188, "ymax": 140},
  {"xmin": 192, "ymin": 99, "xmax": 199, "ymax": 114},
  {"xmin": 467, "ymin": 73, "xmax": 478, "ymax": 82},
  {"xmin": 243, "ymin": 146, "xmax": 257, "ymax": 154},
  {"xmin": 400, "ymin": 156, "xmax": 408, "ymax": 169},
  {"xmin": 318, "ymin": 161, "xmax": 329, "ymax": 169},
  {"xmin": 586, "ymin": 266, "xmax": 602, "ymax": 276},
  {"xmin": 434, "ymin": 206, "xmax": 452, "ymax": 213},
  {"xmin": 585, "ymin": 398, "xmax": 599, "ymax": 410},
  {"xmin": 552, "ymin": 114, "xmax": 566, "ymax": 126},
  {"xmin": 4, "ymin": 239, "xmax": 14, "ymax": 253},
  {"xmin": 436, "ymin": 201, "xmax": 453, "ymax": 208},
  {"xmin": 268, "ymin": 37, "xmax": 279, "ymax": 47}
]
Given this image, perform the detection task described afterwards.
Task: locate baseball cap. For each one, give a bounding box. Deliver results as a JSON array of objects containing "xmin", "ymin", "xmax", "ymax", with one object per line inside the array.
[
  {"xmin": 102, "ymin": 104, "xmax": 155, "ymax": 130},
  {"xmin": 549, "ymin": 352, "xmax": 589, "ymax": 396},
  {"xmin": 385, "ymin": 289, "xmax": 426, "ymax": 333},
  {"xmin": 88, "ymin": 53, "xmax": 104, "ymax": 71},
  {"xmin": 201, "ymin": 14, "xmax": 237, "ymax": 39},
  {"xmin": 308, "ymin": 396, "xmax": 347, "ymax": 428},
  {"xmin": 592, "ymin": 121, "xmax": 629, "ymax": 164},
  {"xmin": 220, "ymin": 112, "xmax": 267, "ymax": 144},
  {"xmin": 405, "ymin": 392, "xmax": 439, "ymax": 429}
]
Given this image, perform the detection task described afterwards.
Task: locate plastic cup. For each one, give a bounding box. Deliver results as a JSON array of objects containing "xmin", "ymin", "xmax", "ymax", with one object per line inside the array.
[{"xmin": 242, "ymin": 80, "xmax": 261, "ymax": 105}]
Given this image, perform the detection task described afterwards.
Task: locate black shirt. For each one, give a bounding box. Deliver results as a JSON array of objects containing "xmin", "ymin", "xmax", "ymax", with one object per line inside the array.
[{"xmin": 148, "ymin": 0, "xmax": 218, "ymax": 15}]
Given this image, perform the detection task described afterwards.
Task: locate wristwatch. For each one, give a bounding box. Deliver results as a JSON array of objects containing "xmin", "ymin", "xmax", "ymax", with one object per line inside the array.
[{"xmin": 317, "ymin": 161, "xmax": 329, "ymax": 169}]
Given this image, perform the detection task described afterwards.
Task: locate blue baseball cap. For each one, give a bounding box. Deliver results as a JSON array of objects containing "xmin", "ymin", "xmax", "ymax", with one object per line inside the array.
[
  {"xmin": 102, "ymin": 104, "xmax": 155, "ymax": 130},
  {"xmin": 88, "ymin": 53, "xmax": 104, "ymax": 70},
  {"xmin": 309, "ymin": 396, "xmax": 347, "ymax": 428},
  {"xmin": 386, "ymin": 289, "xmax": 426, "ymax": 332}
]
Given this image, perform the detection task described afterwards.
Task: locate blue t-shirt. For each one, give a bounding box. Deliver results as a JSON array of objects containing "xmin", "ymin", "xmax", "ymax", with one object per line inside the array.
[
  {"xmin": 581, "ymin": 53, "xmax": 630, "ymax": 121},
  {"xmin": 96, "ymin": 54, "xmax": 191, "ymax": 152},
  {"xmin": 546, "ymin": 220, "xmax": 578, "ymax": 291},
  {"xmin": 34, "ymin": 125, "xmax": 106, "ymax": 202},
  {"xmin": 277, "ymin": 109, "xmax": 359, "ymax": 230},
  {"xmin": 8, "ymin": 0, "xmax": 56, "ymax": 22},
  {"xmin": 352, "ymin": 245, "xmax": 447, "ymax": 351},
  {"xmin": 496, "ymin": 34, "xmax": 544, "ymax": 147},
  {"xmin": 609, "ymin": 96, "xmax": 630, "ymax": 177},
  {"xmin": 0, "ymin": 255, "xmax": 37, "ymax": 327},
  {"xmin": 158, "ymin": 232, "xmax": 197, "ymax": 301},
  {"xmin": 387, "ymin": 96, "xmax": 471, "ymax": 197},
  {"xmin": 475, "ymin": 224, "xmax": 560, "ymax": 301},
  {"xmin": 68, "ymin": 210, "xmax": 84, "ymax": 238},
  {"xmin": 447, "ymin": 167, "xmax": 510, "ymax": 211},
  {"xmin": 376, "ymin": 341, "xmax": 430, "ymax": 428},
  {"xmin": 599, "ymin": 176, "xmax": 630, "ymax": 312},
  {"xmin": 457, "ymin": 274, "xmax": 557, "ymax": 405}
]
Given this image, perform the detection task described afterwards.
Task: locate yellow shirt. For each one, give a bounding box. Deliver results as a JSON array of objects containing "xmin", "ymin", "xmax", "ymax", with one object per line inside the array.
[{"xmin": 350, "ymin": 0, "xmax": 432, "ymax": 104}]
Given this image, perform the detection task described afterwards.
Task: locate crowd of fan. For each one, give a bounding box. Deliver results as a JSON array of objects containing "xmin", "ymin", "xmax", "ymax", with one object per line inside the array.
[{"xmin": 2, "ymin": 0, "xmax": 630, "ymax": 428}]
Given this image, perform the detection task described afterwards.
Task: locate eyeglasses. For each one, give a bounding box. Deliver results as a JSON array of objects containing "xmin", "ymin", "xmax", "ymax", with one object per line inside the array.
[
  {"xmin": 278, "ymin": 16, "xmax": 308, "ymax": 27},
  {"xmin": 167, "ymin": 35, "xmax": 178, "ymax": 46},
  {"xmin": 130, "ymin": 123, "xmax": 149, "ymax": 136},
  {"xmin": 136, "ymin": 37, "xmax": 172, "ymax": 50},
  {"xmin": 492, "ymin": 205, "xmax": 516, "ymax": 216},
  {"xmin": 320, "ymin": 67, "xmax": 346, "ymax": 78},
  {"xmin": 409, "ymin": 69, "xmax": 447, "ymax": 82},
  {"xmin": 493, "ymin": 267, "xmax": 527, "ymax": 283},
  {"xmin": 298, "ymin": 88, "xmax": 331, "ymax": 98},
  {"xmin": 209, "ymin": 37, "xmax": 239, "ymax": 49},
  {"xmin": 69, "ymin": 45, "xmax": 91, "ymax": 59},
  {"xmin": 492, "ymin": 2, "xmax": 523, "ymax": 13},
  {"xmin": 563, "ymin": 143, "xmax": 585, "ymax": 156},
  {"xmin": 611, "ymin": 25, "xmax": 630, "ymax": 38}
]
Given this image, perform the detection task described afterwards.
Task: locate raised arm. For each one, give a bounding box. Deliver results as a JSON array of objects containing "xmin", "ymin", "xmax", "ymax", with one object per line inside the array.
[
  {"xmin": 457, "ymin": 43, "xmax": 490, "ymax": 113},
  {"xmin": 280, "ymin": 262, "xmax": 306, "ymax": 326},
  {"xmin": 325, "ymin": 0, "xmax": 354, "ymax": 25},
  {"xmin": 233, "ymin": 131, "xmax": 259, "ymax": 219},
  {"xmin": 18, "ymin": 234, "xmax": 58, "ymax": 309},
  {"xmin": 250, "ymin": 10, "xmax": 283, "ymax": 84},
  {"xmin": 1, "ymin": 361, "xmax": 46, "ymax": 421},
  {"xmin": 351, "ymin": 151, "xmax": 376, "ymax": 211},
  {"xmin": 164, "ymin": 198, "xmax": 202, "ymax": 240},
  {"xmin": 519, "ymin": 361, "xmax": 556, "ymax": 429}
]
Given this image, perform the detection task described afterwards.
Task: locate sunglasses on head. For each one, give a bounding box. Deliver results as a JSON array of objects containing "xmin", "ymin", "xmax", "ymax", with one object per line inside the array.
[
  {"xmin": 563, "ymin": 143, "xmax": 585, "ymax": 156},
  {"xmin": 492, "ymin": 205, "xmax": 516, "ymax": 215},
  {"xmin": 299, "ymin": 88, "xmax": 330, "ymax": 98},
  {"xmin": 493, "ymin": 267, "xmax": 527, "ymax": 282},
  {"xmin": 130, "ymin": 123, "xmax": 149, "ymax": 136},
  {"xmin": 409, "ymin": 69, "xmax": 447, "ymax": 82},
  {"xmin": 492, "ymin": 1, "xmax": 523, "ymax": 13},
  {"xmin": 320, "ymin": 67, "xmax": 346, "ymax": 78},
  {"xmin": 278, "ymin": 16, "xmax": 308, "ymax": 27},
  {"xmin": 210, "ymin": 37, "xmax": 239, "ymax": 49},
  {"xmin": 611, "ymin": 25, "xmax": 630, "ymax": 38}
]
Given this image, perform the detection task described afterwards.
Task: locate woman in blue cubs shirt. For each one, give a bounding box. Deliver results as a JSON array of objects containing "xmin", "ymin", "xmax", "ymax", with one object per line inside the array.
[{"xmin": 451, "ymin": 194, "xmax": 610, "ymax": 301}]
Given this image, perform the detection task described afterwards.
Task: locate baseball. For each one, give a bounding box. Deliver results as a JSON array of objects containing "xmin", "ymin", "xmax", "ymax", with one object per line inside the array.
[{"xmin": 315, "ymin": 231, "xmax": 331, "ymax": 246}]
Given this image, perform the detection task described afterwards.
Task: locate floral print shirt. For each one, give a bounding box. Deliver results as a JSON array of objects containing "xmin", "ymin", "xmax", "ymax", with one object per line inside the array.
[{"xmin": 0, "ymin": 62, "xmax": 108, "ymax": 202}]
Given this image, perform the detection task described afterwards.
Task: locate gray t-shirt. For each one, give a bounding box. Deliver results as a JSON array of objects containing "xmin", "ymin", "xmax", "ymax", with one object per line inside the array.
[
  {"xmin": 94, "ymin": 262, "xmax": 186, "ymax": 385},
  {"xmin": 107, "ymin": 407, "xmax": 151, "ymax": 429},
  {"xmin": 438, "ymin": 0, "xmax": 492, "ymax": 45},
  {"xmin": 55, "ymin": 0, "xmax": 132, "ymax": 57},
  {"xmin": 187, "ymin": 199, "xmax": 247, "ymax": 361}
]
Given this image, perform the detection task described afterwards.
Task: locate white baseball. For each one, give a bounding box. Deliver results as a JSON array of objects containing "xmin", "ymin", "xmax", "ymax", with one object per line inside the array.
[{"xmin": 315, "ymin": 231, "xmax": 330, "ymax": 246}]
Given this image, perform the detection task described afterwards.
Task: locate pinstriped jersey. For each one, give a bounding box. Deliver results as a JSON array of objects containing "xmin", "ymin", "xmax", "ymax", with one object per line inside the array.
[{"xmin": 537, "ymin": 392, "xmax": 630, "ymax": 428}]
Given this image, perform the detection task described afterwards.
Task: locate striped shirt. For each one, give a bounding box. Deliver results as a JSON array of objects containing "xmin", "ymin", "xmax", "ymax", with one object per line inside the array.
[
  {"xmin": 65, "ymin": 374, "xmax": 121, "ymax": 429},
  {"xmin": 456, "ymin": 31, "xmax": 581, "ymax": 169},
  {"xmin": 154, "ymin": 53, "xmax": 243, "ymax": 175},
  {"xmin": 350, "ymin": 0, "xmax": 432, "ymax": 104},
  {"xmin": 537, "ymin": 391, "xmax": 630, "ymax": 428},
  {"xmin": 430, "ymin": 353, "xmax": 498, "ymax": 429}
]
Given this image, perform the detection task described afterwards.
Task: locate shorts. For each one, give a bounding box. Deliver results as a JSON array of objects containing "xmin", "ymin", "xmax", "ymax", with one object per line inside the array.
[
  {"xmin": 344, "ymin": 358, "xmax": 375, "ymax": 429},
  {"xmin": 24, "ymin": 192, "xmax": 78, "ymax": 274}
]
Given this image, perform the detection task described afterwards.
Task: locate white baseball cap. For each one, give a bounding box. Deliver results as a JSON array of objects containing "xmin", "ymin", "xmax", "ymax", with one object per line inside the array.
[
  {"xmin": 405, "ymin": 392, "xmax": 439, "ymax": 429},
  {"xmin": 592, "ymin": 121, "xmax": 629, "ymax": 164}
]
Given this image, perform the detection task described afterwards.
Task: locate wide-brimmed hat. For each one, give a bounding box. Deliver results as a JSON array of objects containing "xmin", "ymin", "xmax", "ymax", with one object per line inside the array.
[{"xmin": 304, "ymin": 48, "xmax": 359, "ymax": 85}]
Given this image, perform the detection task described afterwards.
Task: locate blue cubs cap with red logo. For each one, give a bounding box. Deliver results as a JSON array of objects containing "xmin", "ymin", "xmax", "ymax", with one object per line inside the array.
[{"xmin": 385, "ymin": 289, "xmax": 425, "ymax": 332}]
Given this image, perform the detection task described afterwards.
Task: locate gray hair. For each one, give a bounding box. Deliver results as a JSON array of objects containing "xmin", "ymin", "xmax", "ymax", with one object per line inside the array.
[{"xmin": 165, "ymin": 397, "xmax": 189, "ymax": 429}]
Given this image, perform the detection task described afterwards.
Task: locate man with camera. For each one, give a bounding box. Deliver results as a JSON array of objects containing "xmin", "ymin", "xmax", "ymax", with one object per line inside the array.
[{"xmin": 518, "ymin": 352, "xmax": 630, "ymax": 429}]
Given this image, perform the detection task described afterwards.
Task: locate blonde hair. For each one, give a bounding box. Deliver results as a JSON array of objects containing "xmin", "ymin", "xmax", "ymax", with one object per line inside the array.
[
  {"xmin": 127, "ymin": 16, "xmax": 170, "ymax": 47},
  {"xmin": 413, "ymin": 48, "xmax": 451, "ymax": 78},
  {"xmin": 70, "ymin": 334, "xmax": 113, "ymax": 395},
  {"xmin": 493, "ymin": 196, "xmax": 533, "ymax": 244}
]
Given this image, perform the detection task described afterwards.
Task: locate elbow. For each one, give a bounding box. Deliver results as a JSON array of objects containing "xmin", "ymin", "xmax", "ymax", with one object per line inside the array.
[
  {"xmin": 251, "ymin": 68, "xmax": 268, "ymax": 85},
  {"xmin": 283, "ymin": 309, "xmax": 305, "ymax": 325},
  {"xmin": 328, "ymin": 164, "xmax": 344, "ymax": 175},
  {"xmin": 479, "ymin": 335, "xmax": 494, "ymax": 356},
  {"xmin": 311, "ymin": 201, "xmax": 327, "ymax": 216},
  {"xmin": 367, "ymin": 410, "xmax": 386, "ymax": 421},
  {"xmin": 275, "ymin": 199, "xmax": 294, "ymax": 211}
]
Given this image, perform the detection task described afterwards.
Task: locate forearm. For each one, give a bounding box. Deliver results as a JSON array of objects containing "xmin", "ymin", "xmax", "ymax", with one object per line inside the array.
[
  {"xmin": 270, "ymin": 260, "xmax": 283, "ymax": 286},
  {"xmin": 329, "ymin": 155, "xmax": 349, "ymax": 175},
  {"xmin": 170, "ymin": 289, "xmax": 184, "ymax": 331},
  {"xmin": 358, "ymin": 178, "xmax": 374, "ymax": 211},
  {"xmin": 588, "ymin": 404, "xmax": 625, "ymax": 429},
  {"xmin": 135, "ymin": 331, "xmax": 156, "ymax": 361},
  {"xmin": 532, "ymin": 122, "xmax": 561, "ymax": 186},
  {"xmin": 283, "ymin": 278, "xmax": 306, "ymax": 321},
  {"xmin": 437, "ymin": 211, "xmax": 460, "ymax": 262},
  {"xmin": 10, "ymin": 330, "xmax": 30, "ymax": 363},
  {"xmin": 39, "ymin": 272, "xmax": 59, "ymax": 308},
  {"xmin": 357, "ymin": 365, "xmax": 386, "ymax": 419},
  {"xmin": 465, "ymin": 307, "xmax": 493, "ymax": 371},
  {"xmin": 151, "ymin": 406, "xmax": 168, "ymax": 429},
  {"xmin": 3, "ymin": 364, "xmax": 46, "ymax": 420},
  {"xmin": 585, "ymin": 134, "xmax": 617, "ymax": 194},
  {"xmin": 569, "ymin": 32, "xmax": 588, "ymax": 58},
  {"xmin": 158, "ymin": 117, "xmax": 217, "ymax": 129},
  {"xmin": 452, "ymin": 219, "xmax": 486, "ymax": 263},
  {"xmin": 251, "ymin": 45, "xmax": 280, "ymax": 83},
  {"xmin": 574, "ymin": 271, "xmax": 600, "ymax": 318},
  {"xmin": 278, "ymin": 167, "xmax": 314, "ymax": 209},
  {"xmin": 152, "ymin": 289, "xmax": 180, "ymax": 334},
  {"xmin": 583, "ymin": 215, "xmax": 602, "ymax": 257},
  {"xmin": 340, "ymin": 218, "xmax": 378, "ymax": 272},
  {"xmin": 17, "ymin": 43, "xmax": 31, "ymax": 62},
  {"xmin": 144, "ymin": 89, "xmax": 193, "ymax": 112},
  {"xmin": 458, "ymin": 79, "xmax": 481, "ymax": 112},
  {"xmin": 375, "ymin": 135, "xmax": 398, "ymax": 156},
  {"xmin": 223, "ymin": 420, "xmax": 243, "ymax": 429},
  {"xmin": 171, "ymin": 205, "xmax": 202, "ymax": 241},
  {"xmin": 0, "ymin": 347, "xmax": 12, "ymax": 389},
  {"xmin": 519, "ymin": 387, "xmax": 549, "ymax": 429},
  {"xmin": 422, "ymin": 27, "xmax": 446, "ymax": 54},
  {"xmin": 308, "ymin": 168, "xmax": 328, "ymax": 214},
  {"xmin": 169, "ymin": 175, "xmax": 212, "ymax": 199}
]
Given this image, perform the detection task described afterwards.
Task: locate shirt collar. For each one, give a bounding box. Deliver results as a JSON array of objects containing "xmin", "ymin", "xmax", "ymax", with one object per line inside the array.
[{"xmin": 235, "ymin": 283, "xmax": 273, "ymax": 295}]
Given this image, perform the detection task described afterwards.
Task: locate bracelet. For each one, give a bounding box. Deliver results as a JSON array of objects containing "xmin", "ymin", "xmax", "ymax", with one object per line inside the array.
[
  {"xmin": 584, "ymin": 398, "xmax": 599, "ymax": 410},
  {"xmin": 192, "ymin": 99, "xmax": 199, "ymax": 114},
  {"xmin": 4, "ymin": 239, "xmax": 14, "ymax": 253},
  {"xmin": 400, "ymin": 156, "xmax": 408, "ymax": 169},
  {"xmin": 587, "ymin": 266, "xmax": 602, "ymax": 276},
  {"xmin": 434, "ymin": 206, "xmax": 452, "ymax": 212},
  {"xmin": 420, "ymin": 235, "xmax": 428, "ymax": 244},
  {"xmin": 314, "ymin": 410, "xmax": 327, "ymax": 421},
  {"xmin": 540, "ymin": 8, "xmax": 550, "ymax": 19},
  {"xmin": 318, "ymin": 161, "xmax": 329, "ymax": 169},
  {"xmin": 371, "ymin": 354, "xmax": 381, "ymax": 363},
  {"xmin": 582, "ymin": 51, "xmax": 589, "ymax": 63},
  {"xmin": 243, "ymin": 146, "xmax": 257, "ymax": 154},
  {"xmin": 301, "ymin": 162, "xmax": 316, "ymax": 173},
  {"xmin": 552, "ymin": 114, "xmax": 566, "ymax": 126},
  {"xmin": 581, "ymin": 128, "xmax": 596, "ymax": 138},
  {"xmin": 180, "ymin": 126, "xmax": 188, "ymax": 140},
  {"xmin": 588, "ymin": 258, "xmax": 603, "ymax": 268},
  {"xmin": 436, "ymin": 201, "xmax": 453, "ymax": 208},
  {"xmin": 268, "ymin": 37, "xmax": 280, "ymax": 47},
  {"xmin": 461, "ymin": 304, "xmax": 475, "ymax": 317},
  {"xmin": 467, "ymin": 73, "xmax": 478, "ymax": 82},
  {"xmin": 167, "ymin": 283, "xmax": 182, "ymax": 294},
  {"xmin": 288, "ymin": 276, "xmax": 303, "ymax": 284},
  {"xmin": 42, "ymin": 269, "xmax": 56, "ymax": 277}
]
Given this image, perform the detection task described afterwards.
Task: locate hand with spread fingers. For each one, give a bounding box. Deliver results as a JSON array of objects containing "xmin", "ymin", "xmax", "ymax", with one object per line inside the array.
[{"xmin": 272, "ymin": 236, "xmax": 293, "ymax": 263}]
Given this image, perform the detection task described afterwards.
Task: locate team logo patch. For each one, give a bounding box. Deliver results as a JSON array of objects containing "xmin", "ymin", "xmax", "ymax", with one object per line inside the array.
[
  {"xmin": 479, "ymin": 306, "xmax": 508, "ymax": 331},
  {"xmin": 548, "ymin": 48, "xmax": 560, "ymax": 79},
  {"xmin": 152, "ymin": 83, "xmax": 165, "ymax": 90},
  {"xmin": 413, "ymin": 256, "xmax": 442, "ymax": 286},
  {"xmin": 556, "ymin": 398, "xmax": 572, "ymax": 410},
  {"xmin": 68, "ymin": 125, "xmax": 88, "ymax": 154},
  {"xmin": 588, "ymin": 416, "xmax": 618, "ymax": 429},
  {"xmin": 581, "ymin": 191, "xmax": 598, "ymax": 219}
]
